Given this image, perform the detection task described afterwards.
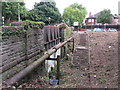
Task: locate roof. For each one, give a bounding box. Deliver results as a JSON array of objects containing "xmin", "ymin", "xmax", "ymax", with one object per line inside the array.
[
  {"xmin": 86, "ymin": 16, "xmax": 96, "ymax": 19},
  {"xmin": 86, "ymin": 12, "xmax": 100, "ymax": 19},
  {"xmin": 94, "ymin": 12, "xmax": 101, "ymax": 17}
]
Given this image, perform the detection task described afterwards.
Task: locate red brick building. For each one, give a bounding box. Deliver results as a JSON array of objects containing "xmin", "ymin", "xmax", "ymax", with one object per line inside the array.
[
  {"xmin": 85, "ymin": 16, "xmax": 96, "ymax": 25},
  {"xmin": 85, "ymin": 12, "xmax": 97, "ymax": 25}
]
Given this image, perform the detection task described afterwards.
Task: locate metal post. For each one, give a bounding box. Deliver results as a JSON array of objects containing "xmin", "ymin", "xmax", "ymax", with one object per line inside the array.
[{"xmin": 56, "ymin": 55, "xmax": 60, "ymax": 84}]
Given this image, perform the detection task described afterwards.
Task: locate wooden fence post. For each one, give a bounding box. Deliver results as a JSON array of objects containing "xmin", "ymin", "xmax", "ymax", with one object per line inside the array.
[
  {"xmin": 56, "ymin": 55, "xmax": 60, "ymax": 85},
  {"xmin": 72, "ymin": 38, "xmax": 74, "ymax": 53}
]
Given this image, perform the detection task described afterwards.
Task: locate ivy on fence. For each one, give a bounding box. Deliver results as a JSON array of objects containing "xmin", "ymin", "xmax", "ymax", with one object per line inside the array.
[{"xmin": 0, "ymin": 20, "xmax": 45, "ymax": 36}]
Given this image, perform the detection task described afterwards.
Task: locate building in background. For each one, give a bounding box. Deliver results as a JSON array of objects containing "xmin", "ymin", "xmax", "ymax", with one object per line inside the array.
[
  {"xmin": 111, "ymin": 15, "xmax": 119, "ymax": 25},
  {"xmin": 85, "ymin": 12, "xmax": 101, "ymax": 25},
  {"xmin": 85, "ymin": 12, "xmax": 97, "ymax": 25},
  {"xmin": 85, "ymin": 12, "xmax": 120, "ymax": 25}
]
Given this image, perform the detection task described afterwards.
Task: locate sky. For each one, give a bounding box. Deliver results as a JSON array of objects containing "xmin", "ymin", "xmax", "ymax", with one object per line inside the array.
[{"xmin": 24, "ymin": 0, "xmax": 120, "ymax": 16}]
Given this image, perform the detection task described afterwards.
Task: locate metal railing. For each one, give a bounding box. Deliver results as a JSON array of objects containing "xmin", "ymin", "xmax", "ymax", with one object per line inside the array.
[{"xmin": 4, "ymin": 37, "xmax": 74, "ymax": 86}]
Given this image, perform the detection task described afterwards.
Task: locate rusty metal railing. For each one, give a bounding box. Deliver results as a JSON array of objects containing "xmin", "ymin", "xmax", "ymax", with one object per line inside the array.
[{"xmin": 4, "ymin": 37, "xmax": 74, "ymax": 86}]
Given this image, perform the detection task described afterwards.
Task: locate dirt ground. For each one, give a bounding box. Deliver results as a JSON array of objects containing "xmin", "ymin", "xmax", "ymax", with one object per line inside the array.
[
  {"xmin": 88, "ymin": 32, "xmax": 118, "ymax": 88},
  {"xmin": 2, "ymin": 31, "xmax": 119, "ymax": 89},
  {"xmin": 50, "ymin": 31, "xmax": 119, "ymax": 88}
]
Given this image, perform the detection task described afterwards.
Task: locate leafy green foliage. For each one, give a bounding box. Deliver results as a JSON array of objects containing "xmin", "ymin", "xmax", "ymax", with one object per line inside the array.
[
  {"xmin": 2, "ymin": 2, "xmax": 28, "ymax": 23},
  {"xmin": 24, "ymin": 20, "xmax": 45, "ymax": 29},
  {"xmin": 63, "ymin": 3, "xmax": 87, "ymax": 26},
  {"xmin": 1, "ymin": 27, "xmax": 26, "ymax": 36},
  {"xmin": 97, "ymin": 9, "xmax": 113, "ymax": 24},
  {"xmin": 1, "ymin": 20, "xmax": 45, "ymax": 36},
  {"xmin": 26, "ymin": 10, "xmax": 39, "ymax": 21},
  {"xmin": 27, "ymin": 0, "xmax": 62, "ymax": 25}
]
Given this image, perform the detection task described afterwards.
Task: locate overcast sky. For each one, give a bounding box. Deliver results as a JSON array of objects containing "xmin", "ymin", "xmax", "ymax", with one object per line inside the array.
[{"xmin": 24, "ymin": 0, "xmax": 120, "ymax": 16}]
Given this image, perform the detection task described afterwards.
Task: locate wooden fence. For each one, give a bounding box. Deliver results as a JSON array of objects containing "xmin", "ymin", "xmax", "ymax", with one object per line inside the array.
[
  {"xmin": 1, "ymin": 26, "xmax": 45, "ymax": 82},
  {"xmin": 1, "ymin": 23, "xmax": 70, "ymax": 85}
]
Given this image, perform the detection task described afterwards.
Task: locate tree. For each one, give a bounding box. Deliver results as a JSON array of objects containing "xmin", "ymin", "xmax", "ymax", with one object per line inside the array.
[
  {"xmin": 27, "ymin": 10, "xmax": 39, "ymax": 21},
  {"xmin": 97, "ymin": 9, "xmax": 113, "ymax": 24},
  {"xmin": 2, "ymin": 1, "xmax": 28, "ymax": 23},
  {"xmin": 63, "ymin": 3, "xmax": 87, "ymax": 26},
  {"xmin": 28, "ymin": 0, "xmax": 62, "ymax": 25}
]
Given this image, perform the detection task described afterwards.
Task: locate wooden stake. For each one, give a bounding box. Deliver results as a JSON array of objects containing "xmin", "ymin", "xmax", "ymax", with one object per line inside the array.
[{"xmin": 56, "ymin": 55, "xmax": 60, "ymax": 85}]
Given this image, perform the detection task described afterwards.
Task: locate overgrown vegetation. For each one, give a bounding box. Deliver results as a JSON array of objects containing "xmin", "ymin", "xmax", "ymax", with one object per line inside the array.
[
  {"xmin": 24, "ymin": 20, "xmax": 45, "ymax": 29},
  {"xmin": 0, "ymin": 27, "xmax": 25, "ymax": 36},
  {"xmin": 1, "ymin": 20, "xmax": 45, "ymax": 36}
]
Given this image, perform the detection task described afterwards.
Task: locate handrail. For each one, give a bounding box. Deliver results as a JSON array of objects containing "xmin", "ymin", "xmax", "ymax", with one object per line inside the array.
[{"xmin": 4, "ymin": 37, "xmax": 74, "ymax": 86}]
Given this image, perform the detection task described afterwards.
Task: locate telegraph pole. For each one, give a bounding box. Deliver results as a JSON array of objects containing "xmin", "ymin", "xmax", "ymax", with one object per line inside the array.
[{"xmin": 18, "ymin": 2, "xmax": 20, "ymax": 22}]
